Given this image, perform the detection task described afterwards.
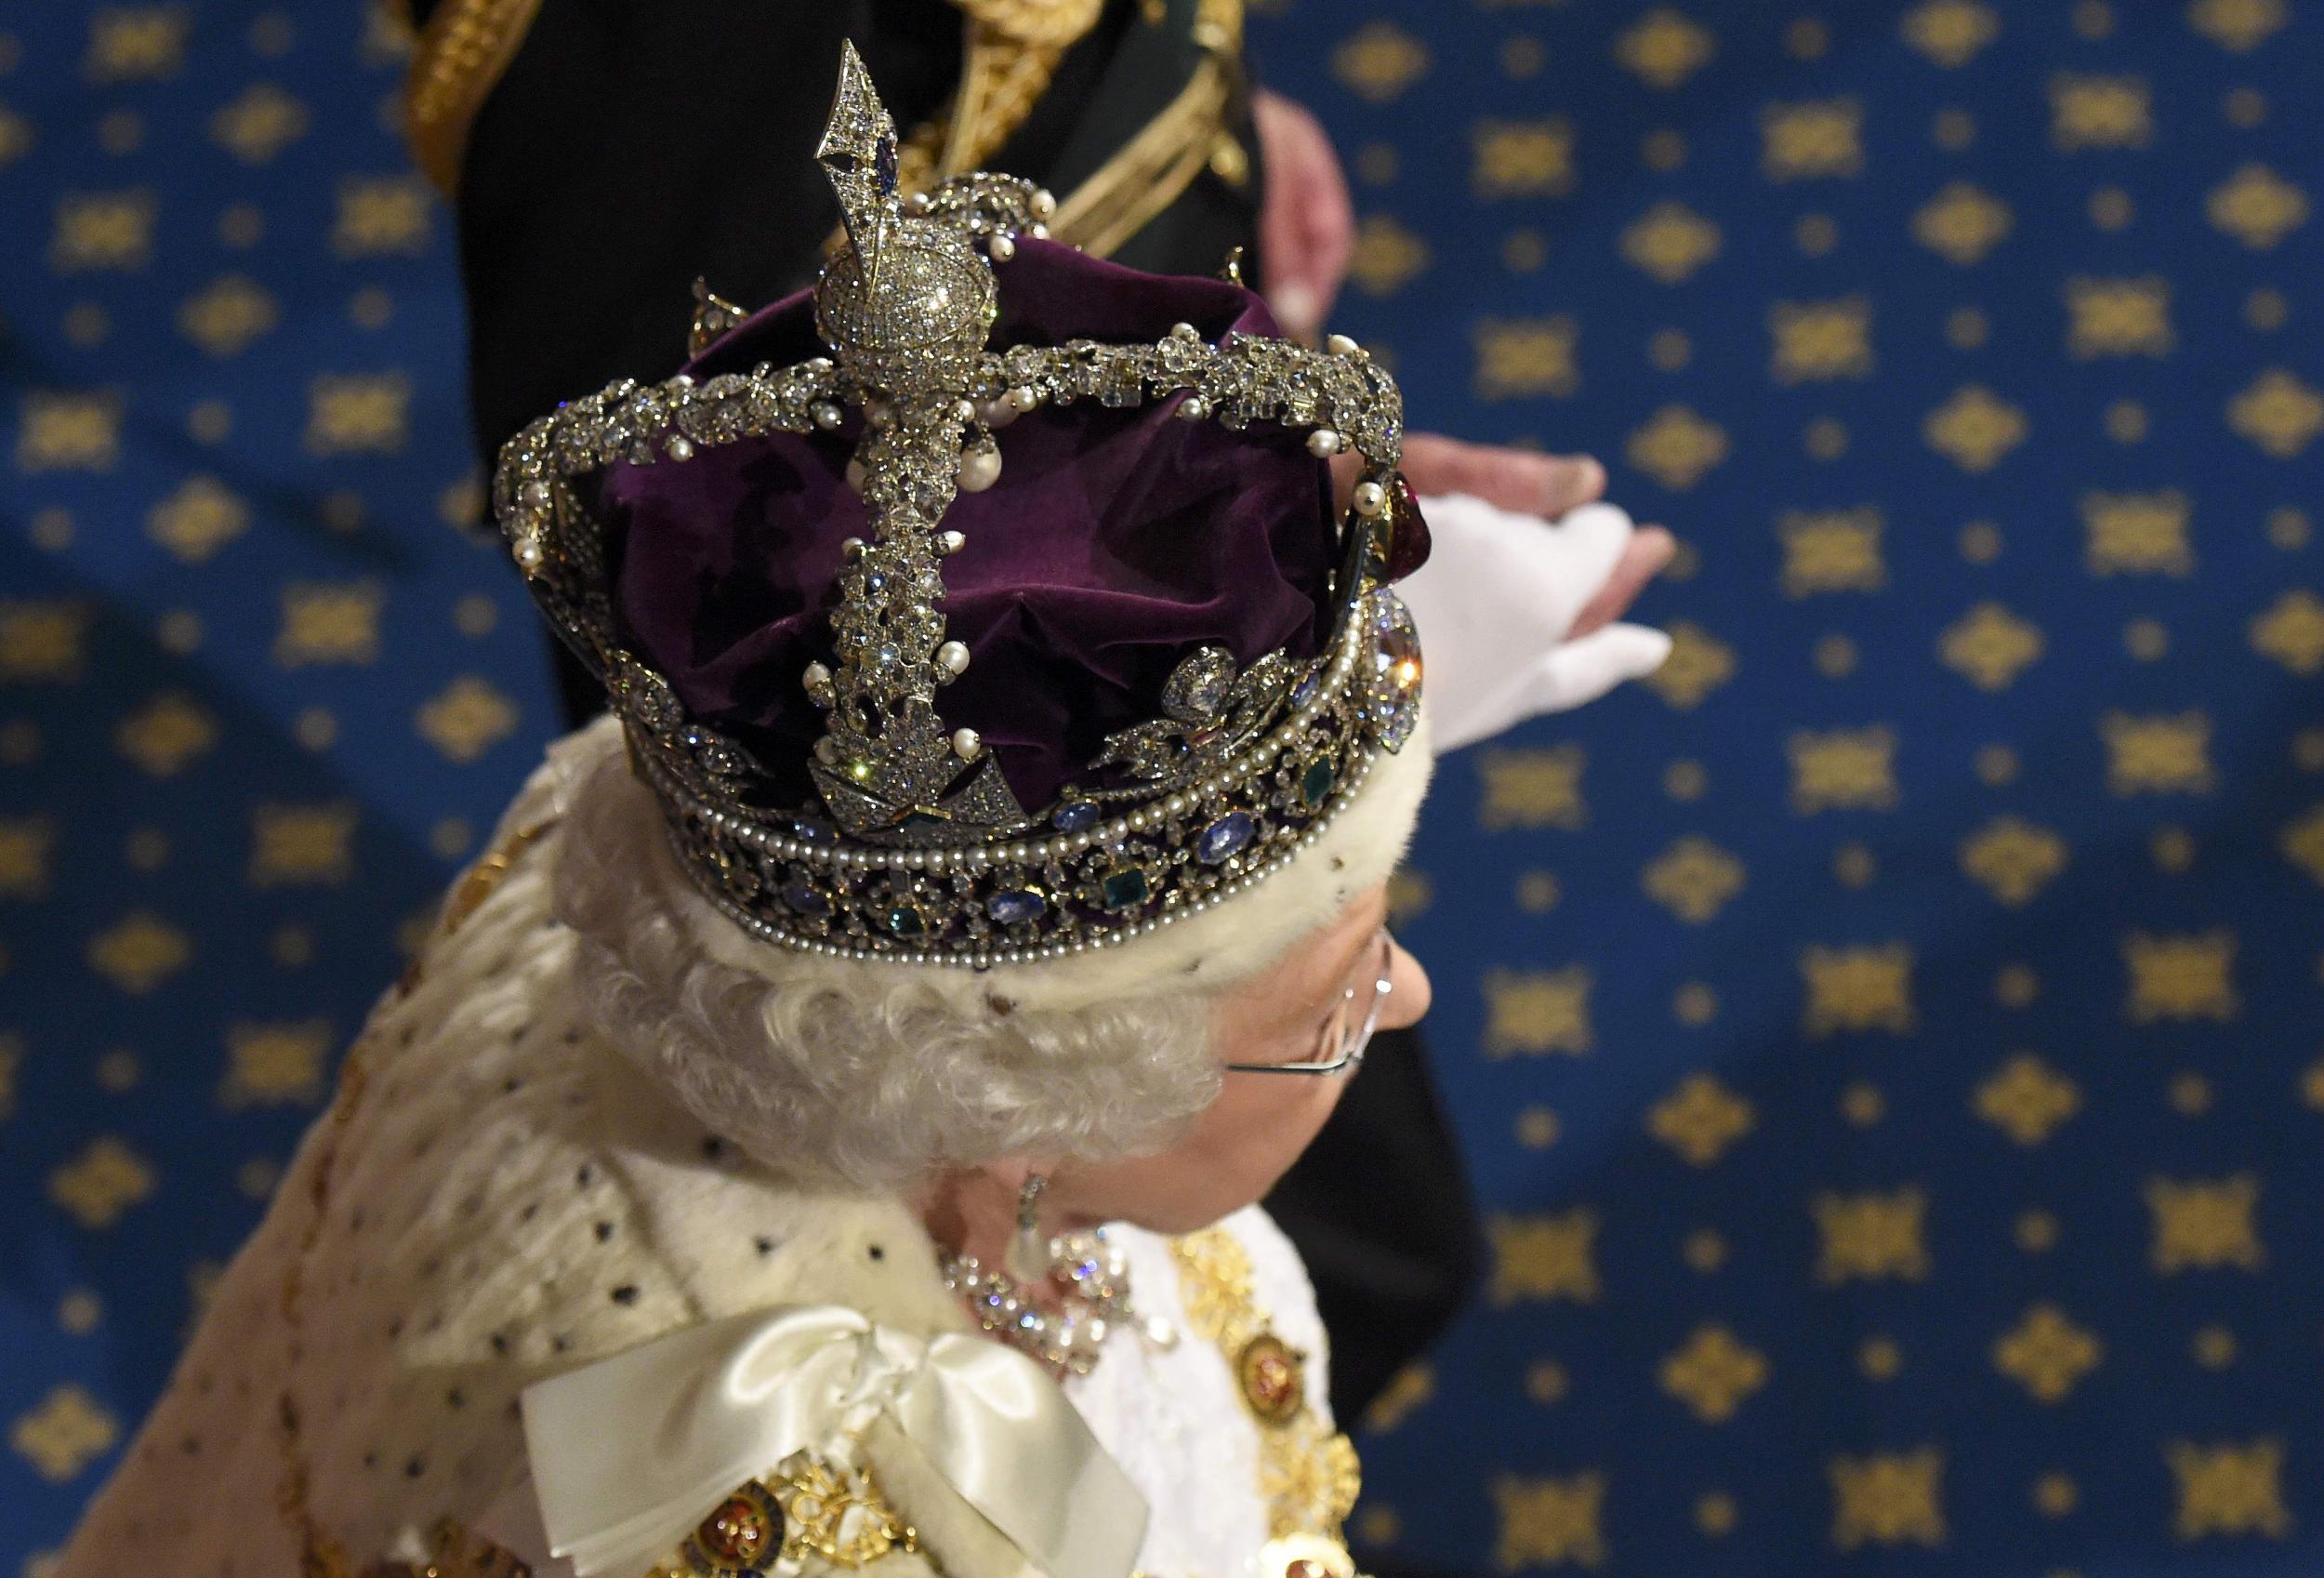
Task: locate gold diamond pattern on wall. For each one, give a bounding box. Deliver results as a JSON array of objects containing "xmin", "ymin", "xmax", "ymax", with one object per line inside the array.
[
  {"xmin": 1759, "ymin": 98, "xmax": 1864, "ymax": 181},
  {"xmin": 1922, "ymin": 384, "xmax": 2027, "ymax": 471},
  {"xmin": 1992, "ymin": 1303, "xmax": 2104, "ymax": 1403},
  {"xmin": 2122, "ymin": 931, "xmax": 2240, "ymax": 1022},
  {"xmin": 1958, "ymin": 816, "xmax": 2067, "ymax": 907},
  {"xmin": 1491, "ymin": 1473, "xmax": 1608, "ymax": 1570},
  {"xmin": 1767, "ymin": 297, "xmax": 1873, "ymax": 385},
  {"xmin": 1829, "ymin": 1449, "xmax": 1946, "ymax": 1550},
  {"xmin": 1974, "ymin": 1055, "xmax": 2082, "ymax": 1146},
  {"xmin": 2102, "ymin": 710, "xmax": 2216, "ymax": 796},
  {"xmin": 2227, "ymin": 367, "xmax": 2324, "ymax": 457},
  {"xmin": 1658, "ymin": 1324, "xmax": 1767, "ymax": 1423},
  {"xmin": 2146, "ymin": 1175, "xmax": 2265, "ymax": 1273},
  {"xmin": 1813, "ymin": 1187, "xmax": 1931, "ymax": 1283},
  {"xmin": 1620, "ymin": 200, "xmax": 1722, "ymax": 284},
  {"xmin": 1776, "ymin": 507, "xmax": 1884, "ymax": 596},
  {"xmin": 1613, "ymin": 8, "xmax": 1714, "ymax": 90},
  {"xmin": 1636, "ymin": 620, "xmax": 1735, "ymax": 709},
  {"xmin": 1640, "ymin": 836, "xmax": 1745, "ymax": 922},
  {"xmin": 1646, "ymin": 1072, "xmax": 1753, "ymax": 1165},
  {"xmin": 1472, "ymin": 315, "xmax": 1578, "ymax": 400},
  {"xmin": 2166, "ymin": 1439, "xmax": 2292, "ymax": 1540},
  {"xmin": 1913, "ymin": 179, "xmax": 2014, "ymax": 264},
  {"xmin": 8, "ymin": 1388, "xmax": 119, "ymax": 1485},
  {"xmin": 1938, "ymin": 602, "xmax": 2043, "ymax": 691},
  {"xmin": 1346, "ymin": 213, "xmax": 1429, "ymax": 296},
  {"xmin": 1788, "ymin": 726, "xmax": 1897, "ymax": 813},
  {"xmin": 1487, "ymin": 1211, "xmax": 1601, "ymax": 1306},
  {"xmin": 2249, "ymin": 590, "xmax": 2324, "ymax": 673},
  {"xmin": 1900, "ymin": 1, "xmax": 2000, "ymax": 68},
  {"xmin": 2205, "ymin": 163, "xmax": 2309, "ymax": 249}
]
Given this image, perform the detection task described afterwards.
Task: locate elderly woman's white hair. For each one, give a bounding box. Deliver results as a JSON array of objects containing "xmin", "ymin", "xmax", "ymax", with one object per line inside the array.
[{"xmin": 549, "ymin": 712, "xmax": 1432, "ymax": 1191}]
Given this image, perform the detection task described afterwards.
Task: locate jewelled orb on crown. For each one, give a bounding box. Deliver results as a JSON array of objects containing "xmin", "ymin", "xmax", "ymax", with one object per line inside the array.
[{"xmin": 492, "ymin": 42, "xmax": 1430, "ymax": 967}]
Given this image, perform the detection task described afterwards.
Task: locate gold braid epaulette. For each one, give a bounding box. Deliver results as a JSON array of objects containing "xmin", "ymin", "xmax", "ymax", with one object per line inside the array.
[
  {"xmin": 403, "ymin": 0, "xmax": 548, "ymax": 194},
  {"xmin": 401, "ymin": 0, "xmax": 1103, "ymax": 199},
  {"xmin": 895, "ymin": 0, "xmax": 1104, "ymax": 201},
  {"xmin": 399, "ymin": 0, "xmax": 1239, "ymax": 256}
]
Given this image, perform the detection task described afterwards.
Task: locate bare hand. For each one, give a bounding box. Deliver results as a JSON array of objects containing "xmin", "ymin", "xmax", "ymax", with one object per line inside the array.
[{"xmin": 1253, "ymin": 89, "xmax": 1353, "ymax": 342}]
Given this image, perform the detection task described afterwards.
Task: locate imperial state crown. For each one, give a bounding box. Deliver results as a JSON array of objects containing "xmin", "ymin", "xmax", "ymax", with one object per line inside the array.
[{"xmin": 493, "ymin": 43, "xmax": 1427, "ymax": 966}]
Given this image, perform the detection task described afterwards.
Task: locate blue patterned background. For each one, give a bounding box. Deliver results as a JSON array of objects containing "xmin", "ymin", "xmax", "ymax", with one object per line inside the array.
[{"xmin": 6, "ymin": 2, "xmax": 2323, "ymax": 1573}]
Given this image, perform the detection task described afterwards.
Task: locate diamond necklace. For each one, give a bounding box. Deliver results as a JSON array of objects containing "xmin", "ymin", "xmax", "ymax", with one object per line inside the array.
[{"xmin": 940, "ymin": 1227, "xmax": 1175, "ymax": 1375}]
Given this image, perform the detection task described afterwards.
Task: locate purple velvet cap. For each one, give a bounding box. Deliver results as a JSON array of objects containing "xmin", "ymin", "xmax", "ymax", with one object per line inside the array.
[{"xmin": 599, "ymin": 240, "xmax": 1341, "ymax": 811}]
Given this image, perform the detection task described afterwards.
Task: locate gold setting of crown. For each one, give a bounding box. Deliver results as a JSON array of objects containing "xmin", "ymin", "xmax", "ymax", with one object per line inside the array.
[{"xmin": 493, "ymin": 44, "xmax": 1423, "ymax": 966}]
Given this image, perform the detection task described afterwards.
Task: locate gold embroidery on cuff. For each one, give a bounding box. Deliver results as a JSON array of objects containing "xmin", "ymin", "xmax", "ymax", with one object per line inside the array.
[{"xmin": 403, "ymin": 0, "xmax": 549, "ymax": 194}]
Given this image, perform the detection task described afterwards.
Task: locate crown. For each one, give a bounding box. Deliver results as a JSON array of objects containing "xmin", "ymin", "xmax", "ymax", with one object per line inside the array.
[{"xmin": 493, "ymin": 43, "xmax": 1426, "ymax": 967}]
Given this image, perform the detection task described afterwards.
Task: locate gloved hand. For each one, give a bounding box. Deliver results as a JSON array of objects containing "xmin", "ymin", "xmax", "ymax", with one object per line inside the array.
[{"xmin": 1396, "ymin": 492, "xmax": 1673, "ymax": 756}]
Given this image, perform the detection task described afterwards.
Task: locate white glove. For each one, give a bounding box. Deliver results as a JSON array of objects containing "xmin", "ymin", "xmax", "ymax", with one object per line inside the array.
[{"xmin": 1396, "ymin": 492, "xmax": 1672, "ymax": 755}]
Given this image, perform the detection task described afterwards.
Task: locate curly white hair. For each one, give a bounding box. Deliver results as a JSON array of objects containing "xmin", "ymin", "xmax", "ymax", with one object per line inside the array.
[{"xmin": 548, "ymin": 714, "xmax": 1430, "ymax": 1190}]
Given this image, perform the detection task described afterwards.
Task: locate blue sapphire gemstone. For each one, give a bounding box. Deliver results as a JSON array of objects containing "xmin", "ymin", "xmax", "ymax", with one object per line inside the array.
[
  {"xmin": 790, "ymin": 819, "xmax": 831, "ymax": 845},
  {"xmin": 1290, "ymin": 672, "xmax": 1320, "ymax": 709},
  {"xmin": 1052, "ymin": 801, "xmax": 1101, "ymax": 833},
  {"xmin": 1196, "ymin": 812, "xmax": 1255, "ymax": 865},
  {"xmin": 780, "ymin": 877, "xmax": 831, "ymax": 919},
  {"xmin": 886, "ymin": 903, "xmax": 928, "ymax": 938},
  {"xmin": 986, "ymin": 889, "xmax": 1048, "ymax": 925}
]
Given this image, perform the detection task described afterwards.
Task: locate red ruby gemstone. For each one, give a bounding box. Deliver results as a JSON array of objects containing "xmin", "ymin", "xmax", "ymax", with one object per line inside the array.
[{"xmin": 1382, "ymin": 474, "xmax": 1432, "ymax": 581}]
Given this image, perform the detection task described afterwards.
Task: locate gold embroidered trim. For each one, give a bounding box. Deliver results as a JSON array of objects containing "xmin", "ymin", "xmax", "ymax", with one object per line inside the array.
[
  {"xmin": 403, "ymin": 0, "xmax": 548, "ymax": 194},
  {"xmin": 1046, "ymin": 50, "xmax": 1232, "ymax": 259},
  {"xmin": 954, "ymin": 0, "xmax": 1107, "ymax": 49},
  {"xmin": 403, "ymin": 0, "xmax": 1230, "ymax": 264},
  {"xmin": 894, "ymin": 25, "xmax": 1067, "ymax": 202},
  {"xmin": 1167, "ymin": 1228, "xmax": 1362, "ymax": 1546},
  {"xmin": 889, "ymin": 0, "xmax": 1104, "ymax": 232},
  {"xmin": 1194, "ymin": 0, "xmax": 1245, "ymax": 55},
  {"xmin": 650, "ymin": 1456, "xmax": 920, "ymax": 1575}
]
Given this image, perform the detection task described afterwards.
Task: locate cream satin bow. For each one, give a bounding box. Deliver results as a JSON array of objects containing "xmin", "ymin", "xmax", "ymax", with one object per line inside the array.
[{"xmin": 522, "ymin": 1305, "xmax": 1150, "ymax": 1578}]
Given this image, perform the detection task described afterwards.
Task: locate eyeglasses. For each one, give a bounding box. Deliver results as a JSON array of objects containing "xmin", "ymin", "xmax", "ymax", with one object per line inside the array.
[{"xmin": 1224, "ymin": 930, "xmax": 1394, "ymax": 1077}]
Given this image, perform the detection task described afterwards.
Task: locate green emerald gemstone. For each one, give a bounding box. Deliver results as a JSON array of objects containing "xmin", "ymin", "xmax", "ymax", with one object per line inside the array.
[
  {"xmin": 1301, "ymin": 758, "xmax": 1337, "ymax": 807},
  {"xmin": 1098, "ymin": 865, "xmax": 1151, "ymax": 909},
  {"xmin": 886, "ymin": 903, "xmax": 928, "ymax": 937}
]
